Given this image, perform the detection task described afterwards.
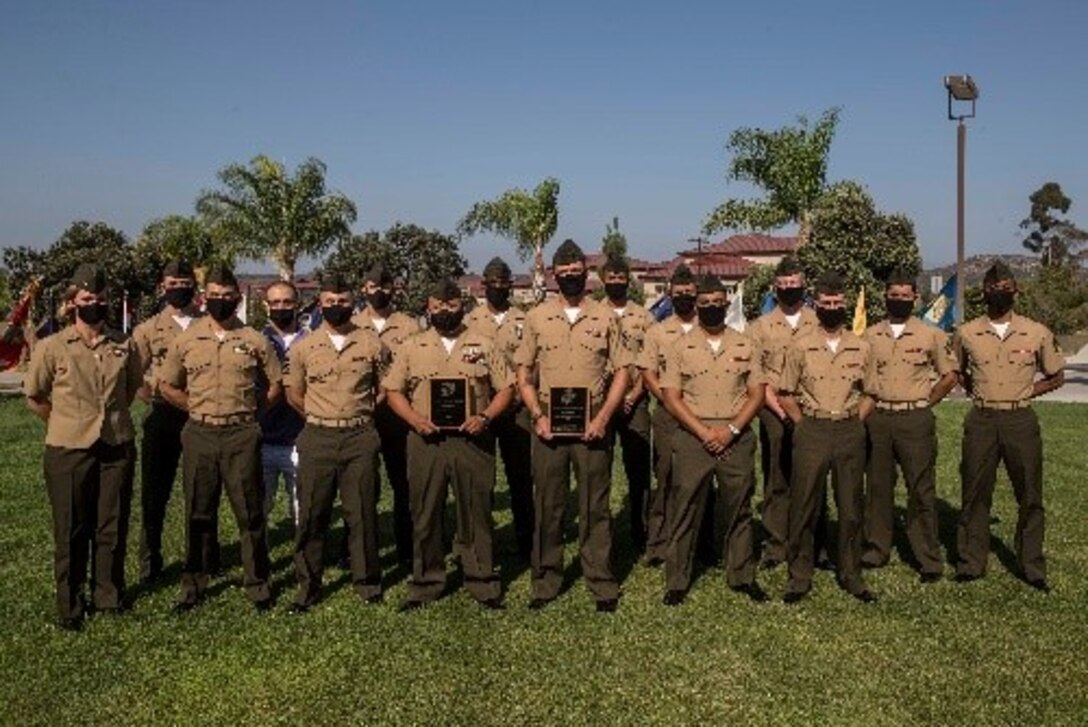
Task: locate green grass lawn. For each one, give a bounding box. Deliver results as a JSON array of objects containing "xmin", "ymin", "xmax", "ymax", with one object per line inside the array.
[{"xmin": 1, "ymin": 398, "xmax": 1086, "ymax": 724}]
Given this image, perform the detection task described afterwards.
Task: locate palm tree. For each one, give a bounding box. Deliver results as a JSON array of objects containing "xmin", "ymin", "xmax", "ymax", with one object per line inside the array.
[
  {"xmin": 197, "ymin": 155, "xmax": 357, "ymax": 281},
  {"xmin": 458, "ymin": 178, "xmax": 560, "ymax": 302}
]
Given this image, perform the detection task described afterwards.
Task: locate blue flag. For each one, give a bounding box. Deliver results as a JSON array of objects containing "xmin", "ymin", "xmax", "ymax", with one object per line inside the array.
[
  {"xmin": 760, "ymin": 291, "xmax": 776, "ymax": 316},
  {"xmin": 650, "ymin": 294, "xmax": 673, "ymax": 322},
  {"xmin": 920, "ymin": 274, "xmax": 957, "ymax": 331}
]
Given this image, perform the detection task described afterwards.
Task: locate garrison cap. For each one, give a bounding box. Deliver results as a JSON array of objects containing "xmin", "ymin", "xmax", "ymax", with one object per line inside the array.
[
  {"xmin": 775, "ymin": 255, "xmax": 804, "ymax": 277},
  {"xmin": 162, "ymin": 259, "xmax": 195, "ymax": 280},
  {"xmin": 670, "ymin": 263, "xmax": 695, "ymax": 285},
  {"xmin": 483, "ymin": 257, "xmax": 512, "ymax": 280},
  {"xmin": 70, "ymin": 264, "xmax": 107, "ymax": 294},
  {"xmin": 204, "ymin": 264, "xmax": 239, "ymax": 289},
  {"xmin": 884, "ymin": 267, "xmax": 917, "ymax": 290},
  {"xmin": 983, "ymin": 260, "xmax": 1016, "ymax": 286},
  {"xmin": 428, "ymin": 278, "xmax": 462, "ymax": 302},
  {"xmin": 696, "ymin": 273, "xmax": 727, "ymax": 295},
  {"xmin": 815, "ymin": 270, "xmax": 846, "ymax": 296},
  {"xmin": 320, "ymin": 271, "xmax": 354, "ymax": 294},
  {"xmin": 600, "ymin": 255, "xmax": 630, "ymax": 275},
  {"xmin": 552, "ymin": 239, "xmax": 585, "ymax": 267},
  {"xmin": 363, "ymin": 264, "xmax": 394, "ymax": 286}
]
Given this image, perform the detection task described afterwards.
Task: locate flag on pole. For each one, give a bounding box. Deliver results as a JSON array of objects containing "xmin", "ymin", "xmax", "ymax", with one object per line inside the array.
[
  {"xmin": 852, "ymin": 287, "xmax": 867, "ymax": 336},
  {"xmin": 726, "ymin": 282, "xmax": 747, "ymax": 332},
  {"xmin": 920, "ymin": 274, "xmax": 957, "ymax": 331},
  {"xmin": 650, "ymin": 294, "xmax": 673, "ymax": 322}
]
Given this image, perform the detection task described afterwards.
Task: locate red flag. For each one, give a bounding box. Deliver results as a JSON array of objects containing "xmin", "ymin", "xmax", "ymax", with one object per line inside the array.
[{"xmin": 0, "ymin": 278, "xmax": 41, "ymax": 370}]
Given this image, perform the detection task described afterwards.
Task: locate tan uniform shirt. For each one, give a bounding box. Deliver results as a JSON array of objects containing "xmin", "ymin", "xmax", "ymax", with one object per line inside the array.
[
  {"xmin": 381, "ymin": 327, "xmax": 513, "ymax": 419},
  {"xmin": 780, "ymin": 329, "xmax": 871, "ymax": 415},
  {"xmin": 863, "ymin": 318, "xmax": 958, "ymax": 403},
  {"xmin": 636, "ymin": 315, "xmax": 698, "ymax": 376},
  {"xmin": 286, "ymin": 323, "xmax": 387, "ymax": 420},
  {"xmin": 131, "ymin": 308, "xmax": 202, "ymax": 400},
  {"xmin": 611, "ymin": 301, "xmax": 655, "ymax": 394},
  {"xmin": 953, "ymin": 314, "xmax": 1065, "ymax": 404},
  {"xmin": 24, "ymin": 328, "xmax": 142, "ymax": 448},
  {"xmin": 351, "ymin": 307, "xmax": 421, "ymax": 360},
  {"xmin": 660, "ymin": 327, "xmax": 762, "ymax": 421},
  {"xmin": 465, "ymin": 304, "xmax": 528, "ymax": 404},
  {"xmin": 514, "ymin": 297, "xmax": 630, "ymax": 415},
  {"xmin": 160, "ymin": 317, "xmax": 282, "ymax": 418},
  {"xmin": 747, "ymin": 306, "xmax": 820, "ymax": 390}
]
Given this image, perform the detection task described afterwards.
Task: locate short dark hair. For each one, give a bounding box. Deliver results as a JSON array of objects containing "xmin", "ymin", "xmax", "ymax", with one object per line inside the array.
[
  {"xmin": 815, "ymin": 270, "xmax": 845, "ymax": 296},
  {"xmin": 775, "ymin": 256, "xmax": 804, "ymax": 277},
  {"xmin": 884, "ymin": 268, "xmax": 916, "ymax": 292},
  {"xmin": 600, "ymin": 255, "xmax": 630, "ymax": 276}
]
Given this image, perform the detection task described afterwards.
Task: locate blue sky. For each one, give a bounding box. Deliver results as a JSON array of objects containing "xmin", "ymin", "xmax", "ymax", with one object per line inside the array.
[{"xmin": 3, "ymin": 1, "xmax": 1087, "ymax": 274}]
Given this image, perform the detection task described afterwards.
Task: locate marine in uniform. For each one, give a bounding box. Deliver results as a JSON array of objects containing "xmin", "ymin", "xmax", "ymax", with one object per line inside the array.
[
  {"xmin": 352, "ymin": 264, "xmax": 421, "ymax": 565},
  {"xmin": 463, "ymin": 256, "xmax": 534, "ymax": 560},
  {"xmin": 259, "ymin": 281, "xmax": 307, "ymax": 524},
  {"xmin": 160, "ymin": 265, "xmax": 280, "ymax": 612},
  {"xmin": 130, "ymin": 259, "xmax": 212, "ymax": 581},
  {"xmin": 515, "ymin": 239, "xmax": 631, "ymax": 612},
  {"xmin": 659, "ymin": 274, "xmax": 767, "ymax": 605},
  {"xmin": 778, "ymin": 271, "xmax": 876, "ymax": 604},
  {"xmin": 952, "ymin": 262, "xmax": 1065, "ymax": 591},
  {"xmin": 745, "ymin": 256, "xmax": 819, "ymax": 568},
  {"xmin": 600, "ymin": 256, "xmax": 655, "ymax": 552},
  {"xmin": 284, "ymin": 274, "xmax": 387, "ymax": 611},
  {"xmin": 861, "ymin": 269, "xmax": 958, "ymax": 581},
  {"xmin": 25, "ymin": 264, "xmax": 143, "ymax": 629},
  {"xmin": 636, "ymin": 264, "xmax": 714, "ymax": 565},
  {"xmin": 384, "ymin": 279, "xmax": 514, "ymax": 610}
]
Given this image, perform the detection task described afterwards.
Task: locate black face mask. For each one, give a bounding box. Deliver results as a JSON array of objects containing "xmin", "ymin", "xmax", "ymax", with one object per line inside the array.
[
  {"xmin": 885, "ymin": 297, "xmax": 915, "ymax": 320},
  {"xmin": 76, "ymin": 303, "xmax": 109, "ymax": 326},
  {"xmin": 816, "ymin": 306, "xmax": 847, "ymax": 330},
  {"xmin": 984, "ymin": 290, "xmax": 1015, "ymax": 318},
  {"xmin": 697, "ymin": 304, "xmax": 726, "ymax": 329},
  {"xmin": 321, "ymin": 305, "xmax": 353, "ymax": 327},
  {"xmin": 485, "ymin": 285, "xmax": 511, "ymax": 310},
  {"xmin": 430, "ymin": 310, "xmax": 464, "ymax": 335},
  {"xmin": 604, "ymin": 282, "xmax": 628, "ymax": 302},
  {"xmin": 163, "ymin": 287, "xmax": 195, "ymax": 309},
  {"xmin": 366, "ymin": 290, "xmax": 392, "ymax": 310},
  {"xmin": 776, "ymin": 286, "xmax": 805, "ymax": 307},
  {"xmin": 672, "ymin": 294, "xmax": 696, "ymax": 316},
  {"xmin": 268, "ymin": 309, "xmax": 297, "ymax": 329},
  {"xmin": 206, "ymin": 298, "xmax": 238, "ymax": 323},
  {"xmin": 556, "ymin": 274, "xmax": 587, "ymax": 299}
]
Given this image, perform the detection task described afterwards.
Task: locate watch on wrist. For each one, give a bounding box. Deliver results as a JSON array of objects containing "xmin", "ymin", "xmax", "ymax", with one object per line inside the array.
[
  {"xmin": 727, "ymin": 422, "xmax": 741, "ymax": 437},
  {"xmin": 478, "ymin": 413, "xmax": 491, "ymax": 427}
]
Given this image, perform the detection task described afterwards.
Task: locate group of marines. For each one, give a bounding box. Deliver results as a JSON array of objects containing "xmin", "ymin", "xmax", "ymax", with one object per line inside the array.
[{"xmin": 25, "ymin": 239, "xmax": 1065, "ymax": 630}]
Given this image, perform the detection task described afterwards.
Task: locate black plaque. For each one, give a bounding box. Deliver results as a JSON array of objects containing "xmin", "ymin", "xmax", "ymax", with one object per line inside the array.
[
  {"xmin": 549, "ymin": 386, "xmax": 589, "ymax": 437},
  {"xmin": 431, "ymin": 378, "xmax": 470, "ymax": 430}
]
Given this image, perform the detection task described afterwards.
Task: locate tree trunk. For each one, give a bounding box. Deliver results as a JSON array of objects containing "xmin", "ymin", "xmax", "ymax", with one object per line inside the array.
[
  {"xmin": 797, "ymin": 212, "xmax": 812, "ymax": 247},
  {"xmin": 276, "ymin": 248, "xmax": 295, "ymax": 282},
  {"xmin": 532, "ymin": 244, "xmax": 546, "ymax": 303}
]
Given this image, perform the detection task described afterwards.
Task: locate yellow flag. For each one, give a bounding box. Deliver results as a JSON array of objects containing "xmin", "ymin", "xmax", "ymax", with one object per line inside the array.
[{"xmin": 852, "ymin": 287, "xmax": 867, "ymax": 335}]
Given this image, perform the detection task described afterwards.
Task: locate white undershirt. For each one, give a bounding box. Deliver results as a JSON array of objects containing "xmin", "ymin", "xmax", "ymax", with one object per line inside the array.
[
  {"xmin": 990, "ymin": 321, "xmax": 1010, "ymax": 339},
  {"xmin": 441, "ymin": 337, "xmax": 456, "ymax": 354},
  {"xmin": 890, "ymin": 323, "xmax": 906, "ymax": 339},
  {"xmin": 826, "ymin": 338, "xmax": 840, "ymax": 354},
  {"xmin": 281, "ymin": 332, "xmax": 299, "ymax": 348},
  {"xmin": 707, "ymin": 338, "xmax": 722, "ymax": 353},
  {"xmin": 327, "ymin": 331, "xmax": 347, "ymax": 352},
  {"xmin": 613, "ymin": 307, "xmax": 626, "ymax": 317},
  {"xmin": 564, "ymin": 307, "xmax": 581, "ymax": 324},
  {"xmin": 493, "ymin": 311, "xmax": 507, "ymax": 326},
  {"xmin": 214, "ymin": 331, "xmax": 226, "ymax": 342},
  {"xmin": 371, "ymin": 317, "xmax": 387, "ymax": 333},
  {"xmin": 172, "ymin": 314, "xmax": 193, "ymax": 330},
  {"xmin": 680, "ymin": 322, "xmax": 694, "ymax": 334},
  {"xmin": 784, "ymin": 312, "xmax": 802, "ymax": 329}
]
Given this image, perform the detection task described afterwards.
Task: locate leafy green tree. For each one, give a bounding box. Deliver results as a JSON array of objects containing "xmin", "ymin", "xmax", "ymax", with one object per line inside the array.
[
  {"xmin": 134, "ymin": 215, "xmax": 236, "ymax": 278},
  {"xmin": 197, "ymin": 155, "xmax": 357, "ymax": 281},
  {"xmin": 704, "ymin": 108, "xmax": 840, "ymax": 242},
  {"xmin": 796, "ymin": 181, "xmax": 921, "ymax": 322},
  {"xmin": 2, "ymin": 221, "xmax": 148, "ymax": 324},
  {"xmin": 741, "ymin": 263, "xmax": 777, "ymax": 322},
  {"xmin": 322, "ymin": 223, "xmax": 467, "ymax": 315},
  {"xmin": 1020, "ymin": 182, "xmax": 1088, "ymax": 267},
  {"xmin": 1016, "ymin": 264, "xmax": 1088, "ymax": 334},
  {"xmin": 0, "ymin": 267, "xmax": 11, "ymax": 316},
  {"xmin": 601, "ymin": 216, "xmax": 628, "ymax": 262},
  {"xmin": 458, "ymin": 178, "xmax": 559, "ymax": 303}
]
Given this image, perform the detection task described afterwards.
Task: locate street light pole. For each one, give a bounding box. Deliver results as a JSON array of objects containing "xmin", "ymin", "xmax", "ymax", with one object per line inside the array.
[{"xmin": 944, "ymin": 74, "xmax": 978, "ymax": 327}]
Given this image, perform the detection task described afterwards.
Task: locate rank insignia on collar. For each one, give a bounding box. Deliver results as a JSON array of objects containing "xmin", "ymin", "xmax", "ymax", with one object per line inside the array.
[
  {"xmin": 515, "ymin": 323, "xmax": 524, "ymax": 340},
  {"xmin": 111, "ymin": 346, "xmax": 127, "ymax": 357},
  {"xmin": 233, "ymin": 343, "xmax": 253, "ymax": 355},
  {"xmin": 462, "ymin": 346, "xmax": 486, "ymax": 364}
]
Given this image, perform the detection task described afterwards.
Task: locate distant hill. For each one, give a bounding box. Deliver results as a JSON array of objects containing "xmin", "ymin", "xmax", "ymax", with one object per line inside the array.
[{"xmin": 922, "ymin": 253, "xmax": 1039, "ymax": 290}]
